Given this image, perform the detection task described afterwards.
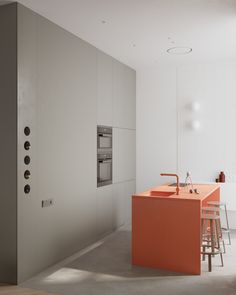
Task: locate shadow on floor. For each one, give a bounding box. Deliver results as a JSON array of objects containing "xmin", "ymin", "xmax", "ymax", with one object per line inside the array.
[
  {"xmin": 66, "ymin": 230, "xmax": 187, "ymax": 278},
  {"xmin": 21, "ymin": 230, "xmax": 236, "ymax": 295}
]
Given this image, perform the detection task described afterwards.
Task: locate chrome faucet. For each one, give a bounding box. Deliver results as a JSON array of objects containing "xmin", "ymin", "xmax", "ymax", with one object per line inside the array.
[{"xmin": 160, "ymin": 173, "xmax": 180, "ymax": 195}]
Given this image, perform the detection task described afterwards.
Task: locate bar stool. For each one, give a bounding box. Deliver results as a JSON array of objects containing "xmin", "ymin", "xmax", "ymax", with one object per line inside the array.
[
  {"xmin": 201, "ymin": 206, "xmax": 226, "ymax": 253},
  {"xmin": 201, "ymin": 213, "xmax": 224, "ymax": 272},
  {"xmin": 207, "ymin": 201, "xmax": 231, "ymax": 245}
]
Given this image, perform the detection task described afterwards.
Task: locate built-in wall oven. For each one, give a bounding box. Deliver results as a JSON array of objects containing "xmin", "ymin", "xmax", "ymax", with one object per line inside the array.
[
  {"xmin": 97, "ymin": 126, "xmax": 112, "ymax": 149},
  {"xmin": 97, "ymin": 126, "xmax": 112, "ymax": 187}
]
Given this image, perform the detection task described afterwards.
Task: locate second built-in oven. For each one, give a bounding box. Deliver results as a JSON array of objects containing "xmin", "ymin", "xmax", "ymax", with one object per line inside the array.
[{"xmin": 97, "ymin": 152, "xmax": 112, "ymax": 187}]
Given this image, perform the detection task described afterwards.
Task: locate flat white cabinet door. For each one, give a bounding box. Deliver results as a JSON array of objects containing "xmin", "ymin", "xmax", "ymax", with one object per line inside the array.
[
  {"xmin": 97, "ymin": 51, "xmax": 113, "ymax": 126},
  {"xmin": 124, "ymin": 180, "xmax": 136, "ymax": 223},
  {"xmin": 113, "ymin": 60, "xmax": 136, "ymax": 129},
  {"xmin": 113, "ymin": 128, "xmax": 136, "ymax": 183},
  {"xmin": 112, "ymin": 182, "xmax": 125, "ymax": 228},
  {"xmin": 97, "ymin": 185, "xmax": 113, "ymax": 237}
]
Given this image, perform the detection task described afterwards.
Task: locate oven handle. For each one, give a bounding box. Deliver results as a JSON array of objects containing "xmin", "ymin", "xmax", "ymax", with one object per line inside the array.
[
  {"xmin": 98, "ymin": 133, "xmax": 112, "ymax": 138},
  {"xmin": 98, "ymin": 159, "xmax": 112, "ymax": 163}
]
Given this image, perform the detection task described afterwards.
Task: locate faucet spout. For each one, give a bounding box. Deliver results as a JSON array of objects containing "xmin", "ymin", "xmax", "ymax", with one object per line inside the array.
[{"xmin": 160, "ymin": 173, "xmax": 180, "ymax": 195}]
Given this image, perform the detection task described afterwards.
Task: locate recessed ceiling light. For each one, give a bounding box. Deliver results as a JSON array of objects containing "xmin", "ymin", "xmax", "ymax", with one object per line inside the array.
[{"xmin": 167, "ymin": 47, "xmax": 192, "ymax": 55}]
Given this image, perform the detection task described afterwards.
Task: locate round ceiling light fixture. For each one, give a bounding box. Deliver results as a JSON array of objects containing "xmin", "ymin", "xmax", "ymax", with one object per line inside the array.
[{"xmin": 167, "ymin": 46, "xmax": 192, "ymax": 55}]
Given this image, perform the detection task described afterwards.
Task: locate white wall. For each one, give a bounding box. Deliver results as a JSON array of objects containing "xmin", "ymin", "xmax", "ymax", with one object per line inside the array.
[
  {"xmin": 137, "ymin": 61, "xmax": 236, "ymax": 228},
  {"xmin": 178, "ymin": 63, "xmax": 236, "ymax": 182},
  {"xmin": 137, "ymin": 66, "xmax": 177, "ymax": 191}
]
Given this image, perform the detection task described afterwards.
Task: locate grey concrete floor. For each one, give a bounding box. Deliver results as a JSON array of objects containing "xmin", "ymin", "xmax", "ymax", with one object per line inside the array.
[{"xmin": 21, "ymin": 226, "xmax": 236, "ymax": 295}]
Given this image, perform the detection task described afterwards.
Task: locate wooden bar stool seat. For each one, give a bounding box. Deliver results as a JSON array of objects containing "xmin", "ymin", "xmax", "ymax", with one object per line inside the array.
[
  {"xmin": 207, "ymin": 200, "xmax": 231, "ymax": 245},
  {"xmin": 201, "ymin": 213, "xmax": 224, "ymax": 272},
  {"xmin": 201, "ymin": 206, "xmax": 226, "ymax": 253}
]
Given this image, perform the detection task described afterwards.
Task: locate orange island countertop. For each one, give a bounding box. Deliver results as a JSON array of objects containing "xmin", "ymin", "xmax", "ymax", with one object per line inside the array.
[{"xmin": 132, "ymin": 183, "xmax": 220, "ymax": 275}]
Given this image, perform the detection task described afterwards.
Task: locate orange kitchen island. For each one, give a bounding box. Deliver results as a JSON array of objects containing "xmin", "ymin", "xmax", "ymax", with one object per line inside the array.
[{"xmin": 132, "ymin": 183, "xmax": 220, "ymax": 275}]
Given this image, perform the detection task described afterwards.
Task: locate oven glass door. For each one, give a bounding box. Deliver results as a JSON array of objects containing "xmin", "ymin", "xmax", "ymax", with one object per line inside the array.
[
  {"xmin": 98, "ymin": 159, "xmax": 112, "ymax": 182},
  {"xmin": 98, "ymin": 134, "xmax": 112, "ymax": 149}
]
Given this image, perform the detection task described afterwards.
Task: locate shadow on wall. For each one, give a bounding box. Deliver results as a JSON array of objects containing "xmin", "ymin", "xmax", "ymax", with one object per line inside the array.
[{"xmin": 0, "ymin": 1, "xmax": 13, "ymax": 6}]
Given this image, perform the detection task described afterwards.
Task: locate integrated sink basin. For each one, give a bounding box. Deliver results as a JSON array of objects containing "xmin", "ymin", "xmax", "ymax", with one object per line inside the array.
[
  {"xmin": 169, "ymin": 182, "xmax": 187, "ymax": 187},
  {"xmin": 150, "ymin": 191, "xmax": 175, "ymax": 197}
]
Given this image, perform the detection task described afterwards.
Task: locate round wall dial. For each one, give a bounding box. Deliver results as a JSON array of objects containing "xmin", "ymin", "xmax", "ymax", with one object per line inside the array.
[
  {"xmin": 24, "ymin": 170, "xmax": 31, "ymax": 179},
  {"xmin": 24, "ymin": 184, "xmax": 30, "ymax": 194},
  {"xmin": 24, "ymin": 141, "xmax": 31, "ymax": 150},
  {"xmin": 24, "ymin": 127, "xmax": 30, "ymax": 136},
  {"xmin": 24, "ymin": 156, "xmax": 31, "ymax": 165}
]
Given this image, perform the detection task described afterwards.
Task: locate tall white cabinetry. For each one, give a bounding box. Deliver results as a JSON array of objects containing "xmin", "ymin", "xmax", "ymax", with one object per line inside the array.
[
  {"xmin": 97, "ymin": 51, "xmax": 113, "ymax": 126},
  {"xmin": 0, "ymin": 2, "xmax": 136, "ymax": 284},
  {"xmin": 96, "ymin": 53, "xmax": 136, "ymax": 238},
  {"xmin": 113, "ymin": 60, "xmax": 136, "ymax": 129}
]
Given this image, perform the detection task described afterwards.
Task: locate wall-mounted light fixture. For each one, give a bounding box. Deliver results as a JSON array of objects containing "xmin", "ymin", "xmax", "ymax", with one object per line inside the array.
[
  {"xmin": 186, "ymin": 101, "xmax": 201, "ymax": 131},
  {"xmin": 190, "ymin": 101, "xmax": 200, "ymax": 112},
  {"xmin": 190, "ymin": 119, "xmax": 201, "ymax": 131}
]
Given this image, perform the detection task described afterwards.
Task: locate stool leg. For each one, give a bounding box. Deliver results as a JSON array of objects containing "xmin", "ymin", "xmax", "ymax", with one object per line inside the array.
[
  {"xmin": 220, "ymin": 252, "xmax": 224, "ymax": 267},
  {"xmin": 224, "ymin": 204, "xmax": 231, "ymax": 245},
  {"xmin": 222, "ymin": 239, "xmax": 226, "ymax": 254},
  {"xmin": 218, "ymin": 218, "xmax": 226, "ymax": 253},
  {"xmin": 210, "ymin": 220, "xmax": 215, "ymax": 256},
  {"xmin": 215, "ymin": 219, "xmax": 220, "ymax": 249},
  {"xmin": 202, "ymin": 245, "xmax": 206, "ymax": 261},
  {"xmin": 228, "ymin": 232, "xmax": 231, "ymax": 245},
  {"xmin": 201, "ymin": 219, "xmax": 206, "ymax": 261},
  {"xmin": 208, "ymin": 255, "xmax": 212, "ymax": 272},
  {"xmin": 201, "ymin": 218, "xmax": 204, "ymax": 243},
  {"xmin": 215, "ymin": 219, "xmax": 224, "ymax": 267}
]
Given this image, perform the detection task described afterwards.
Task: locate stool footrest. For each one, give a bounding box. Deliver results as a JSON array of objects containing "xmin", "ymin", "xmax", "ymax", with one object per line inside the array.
[
  {"xmin": 201, "ymin": 249, "xmax": 222, "ymax": 255},
  {"xmin": 221, "ymin": 227, "xmax": 230, "ymax": 232}
]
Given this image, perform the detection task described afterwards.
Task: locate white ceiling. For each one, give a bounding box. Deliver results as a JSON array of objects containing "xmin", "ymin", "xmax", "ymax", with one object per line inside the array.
[{"xmin": 3, "ymin": 0, "xmax": 236, "ymax": 69}]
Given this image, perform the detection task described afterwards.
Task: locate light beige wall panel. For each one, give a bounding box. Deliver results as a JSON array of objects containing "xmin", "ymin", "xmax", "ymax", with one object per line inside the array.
[
  {"xmin": 124, "ymin": 180, "xmax": 136, "ymax": 223},
  {"xmin": 97, "ymin": 51, "xmax": 113, "ymax": 126},
  {"xmin": 17, "ymin": 4, "xmax": 97, "ymax": 283},
  {"xmin": 113, "ymin": 128, "xmax": 136, "ymax": 183},
  {"xmin": 112, "ymin": 182, "xmax": 125, "ymax": 228},
  {"xmin": 96, "ymin": 185, "xmax": 113, "ymax": 237},
  {"xmin": 113, "ymin": 61, "xmax": 136, "ymax": 129}
]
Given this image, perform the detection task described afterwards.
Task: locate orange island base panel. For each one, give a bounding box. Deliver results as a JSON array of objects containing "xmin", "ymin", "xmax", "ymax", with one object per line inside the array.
[{"xmin": 132, "ymin": 183, "xmax": 220, "ymax": 275}]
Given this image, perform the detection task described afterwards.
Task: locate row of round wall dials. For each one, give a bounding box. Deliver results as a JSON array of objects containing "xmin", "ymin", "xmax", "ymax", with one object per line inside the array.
[{"xmin": 24, "ymin": 126, "xmax": 31, "ymax": 194}]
